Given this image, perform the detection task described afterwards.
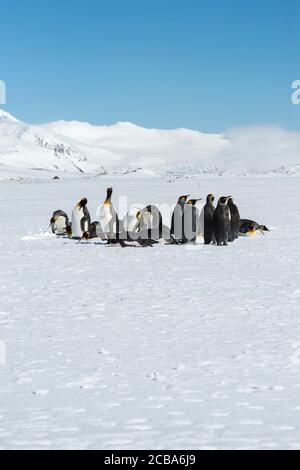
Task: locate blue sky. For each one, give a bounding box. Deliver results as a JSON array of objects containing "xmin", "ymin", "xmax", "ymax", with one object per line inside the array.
[{"xmin": 0, "ymin": 0, "xmax": 299, "ymax": 131}]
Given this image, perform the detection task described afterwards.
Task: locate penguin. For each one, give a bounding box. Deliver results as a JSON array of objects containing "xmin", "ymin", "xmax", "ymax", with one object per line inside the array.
[
  {"xmin": 71, "ymin": 198, "xmax": 91, "ymax": 239},
  {"xmin": 239, "ymin": 219, "xmax": 269, "ymax": 236},
  {"xmin": 97, "ymin": 188, "xmax": 126, "ymax": 246},
  {"xmin": 50, "ymin": 210, "xmax": 71, "ymax": 236},
  {"xmin": 200, "ymin": 194, "xmax": 215, "ymax": 244},
  {"xmin": 121, "ymin": 206, "xmax": 169, "ymax": 246},
  {"xmin": 137, "ymin": 204, "xmax": 173, "ymax": 244},
  {"xmin": 88, "ymin": 221, "xmax": 106, "ymax": 240},
  {"xmin": 122, "ymin": 207, "xmax": 141, "ymax": 233},
  {"xmin": 171, "ymin": 194, "xmax": 190, "ymax": 244},
  {"xmin": 186, "ymin": 199, "xmax": 201, "ymax": 243},
  {"xmin": 213, "ymin": 196, "xmax": 231, "ymax": 246},
  {"xmin": 227, "ymin": 196, "xmax": 240, "ymax": 242},
  {"xmin": 137, "ymin": 205, "xmax": 162, "ymax": 240}
]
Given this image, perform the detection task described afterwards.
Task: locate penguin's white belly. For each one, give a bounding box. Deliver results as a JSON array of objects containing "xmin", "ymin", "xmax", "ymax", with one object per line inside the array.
[
  {"xmin": 72, "ymin": 208, "xmax": 84, "ymax": 238},
  {"xmin": 99, "ymin": 205, "xmax": 116, "ymax": 235},
  {"xmin": 55, "ymin": 216, "xmax": 67, "ymax": 235},
  {"xmin": 123, "ymin": 208, "xmax": 139, "ymax": 232}
]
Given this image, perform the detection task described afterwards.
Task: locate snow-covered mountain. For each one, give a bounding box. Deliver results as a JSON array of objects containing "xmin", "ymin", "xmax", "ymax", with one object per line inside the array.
[{"xmin": 1, "ymin": 109, "xmax": 300, "ymax": 178}]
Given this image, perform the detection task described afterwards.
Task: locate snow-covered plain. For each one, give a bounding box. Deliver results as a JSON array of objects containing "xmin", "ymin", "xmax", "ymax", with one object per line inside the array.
[{"xmin": 1, "ymin": 174, "xmax": 300, "ymax": 450}]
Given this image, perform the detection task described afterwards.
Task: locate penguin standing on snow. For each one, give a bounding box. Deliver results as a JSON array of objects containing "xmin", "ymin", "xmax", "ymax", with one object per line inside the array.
[
  {"xmin": 122, "ymin": 205, "xmax": 169, "ymax": 246},
  {"xmin": 98, "ymin": 188, "xmax": 125, "ymax": 245},
  {"xmin": 213, "ymin": 196, "xmax": 231, "ymax": 246},
  {"xmin": 185, "ymin": 199, "xmax": 201, "ymax": 242},
  {"xmin": 71, "ymin": 198, "xmax": 91, "ymax": 239},
  {"xmin": 50, "ymin": 210, "xmax": 71, "ymax": 236},
  {"xmin": 122, "ymin": 207, "xmax": 141, "ymax": 234},
  {"xmin": 137, "ymin": 204, "xmax": 173, "ymax": 244},
  {"xmin": 200, "ymin": 194, "xmax": 215, "ymax": 244},
  {"xmin": 137, "ymin": 205, "xmax": 163, "ymax": 240},
  {"xmin": 171, "ymin": 194, "xmax": 190, "ymax": 243},
  {"xmin": 227, "ymin": 196, "xmax": 240, "ymax": 242}
]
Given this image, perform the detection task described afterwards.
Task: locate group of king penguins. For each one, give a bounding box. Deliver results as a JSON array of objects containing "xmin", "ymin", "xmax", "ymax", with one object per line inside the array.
[{"xmin": 50, "ymin": 188, "xmax": 269, "ymax": 247}]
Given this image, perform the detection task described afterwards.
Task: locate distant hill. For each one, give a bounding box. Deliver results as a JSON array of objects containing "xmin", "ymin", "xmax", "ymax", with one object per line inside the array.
[{"xmin": 1, "ymin": 109, "xmax": 300, "ymax": 179}]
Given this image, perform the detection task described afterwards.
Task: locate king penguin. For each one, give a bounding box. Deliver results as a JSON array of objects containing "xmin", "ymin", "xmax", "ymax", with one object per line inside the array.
[
  {"xmin": 185, "ymin": 199, "xmax": 201, "ymax": 243},
  {"xmin": 137, "ymin": 204, "xmax": 173, "ymax": 244},
  {"xmin": 122, "ymin": 207, "xmax": 141, "ymax": 233},
  {"xmin": 171, "ymin": 194, "xmax": 190, "ymax": 244},
  {"xmin": 227, "ymin": 196, "xmax": 240, "ymax": 242},
  {"xmin": 213, "ymin": 196, "xmax": 231, "ymax": 246},
  {"xmin": 50, "ymin": 210, "xmax": 71, "ymax": 236},
  {"xmin": 98, "ymin": 187, "xmax": 125, "ymax": 245},
  {"xmin": 200, "ymin": 194, "xmax": 215, "ymax": 244},
  {"xmin": 239, "ymin": 219, "xmax": 269, "ymax": 236},
  {"xmin": 71, "ymin": 198, "xmax": 91, "ymax": 239}
]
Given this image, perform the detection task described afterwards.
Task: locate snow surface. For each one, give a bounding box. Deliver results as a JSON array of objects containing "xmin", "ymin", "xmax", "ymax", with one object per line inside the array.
[
  {"xmin": 1, "ymin": 109, "xmax": 300, "ymax": 177},
  {"xmin": 1, "ymin": 174, "xmax": 300, "ymax": 450}
]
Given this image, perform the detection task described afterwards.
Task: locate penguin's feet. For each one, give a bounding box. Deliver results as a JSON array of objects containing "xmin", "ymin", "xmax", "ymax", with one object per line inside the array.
[{"xmin": 81, "ymin": 232, "xmax": 90, "ymax": 240}]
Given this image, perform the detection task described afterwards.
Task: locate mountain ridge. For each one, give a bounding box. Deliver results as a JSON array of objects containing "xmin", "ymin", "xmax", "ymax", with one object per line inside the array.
[{"xmin": 1, "ymin": 109, "xmax": 300, "ymax": 178}]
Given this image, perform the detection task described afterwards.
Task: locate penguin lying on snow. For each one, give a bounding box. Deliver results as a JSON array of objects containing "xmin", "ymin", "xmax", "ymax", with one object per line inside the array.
[
  {"xmin": 71, "ymin": 198, "xmax": 91, "ymax": 239},
  {"xmin": 50, "ymin": 210, "xmax": 72, "ymax": 236},
  {"xmin": 239, "ymin": 219, "xmax": 269, "ymax": 236},
  {"xmin": 213, "ymin": 196, "xmax": 231, "ymax": 246},
  {"xmin": 88, "ymin": 221, "xmax": 106, "ymax": 240}
]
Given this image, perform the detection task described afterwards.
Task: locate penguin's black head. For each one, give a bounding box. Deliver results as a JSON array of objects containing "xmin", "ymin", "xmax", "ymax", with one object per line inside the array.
[
  {"xmin": 227, "ymin": 196, "xmax": 233, "ymax": 205},
  {"xmin": 218, "ymin": 196, "xmax": 229, "ymax": 205},
  {"xmin": 106, "ymin": 187, "xmax": 113, "ymax": 199},
  {"xmin": 187, "ymin": 198, "xmax": 201, "ymax": 206},
  {"xmin": 207, "ymin": 194, "xmax": 215, "ymax": 203},
  {"xmin": 50, "ymin": 216, "xmax": 55, "ymax": 224},
  {"xmin": 178, "ymin": 194, "xmax": 190, "ymax": 203},
  {"xmin": 79, "ymin": 198, "xmax": 88, "ymax": 208}
]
